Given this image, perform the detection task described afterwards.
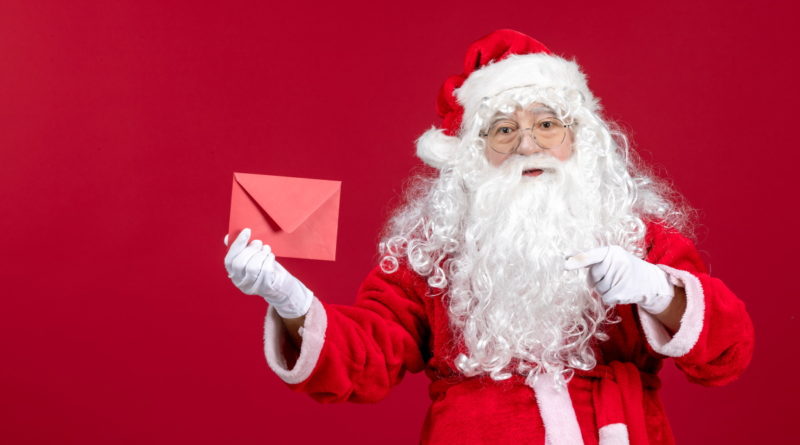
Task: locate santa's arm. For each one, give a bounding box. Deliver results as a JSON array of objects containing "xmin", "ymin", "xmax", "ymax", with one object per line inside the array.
[
  {"xmin": 639, "ymin": 224, "xmax": 755, "ymax": 386},
  {"xmin": 279, "ymin": 314, "xmax": 305, "ymax": 348},
  {"xmin": 263, "ymin": 265, "xmax": 431, "ymax": 402},
  {"xmin": 649, "ymin": 285, "xmax": 687, "ymax": 333}
]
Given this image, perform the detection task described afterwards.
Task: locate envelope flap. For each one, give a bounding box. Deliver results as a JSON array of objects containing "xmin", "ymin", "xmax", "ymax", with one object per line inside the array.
[{"xmin": 234, "ymin": 173, "xmax": 341, "ymax": 234}]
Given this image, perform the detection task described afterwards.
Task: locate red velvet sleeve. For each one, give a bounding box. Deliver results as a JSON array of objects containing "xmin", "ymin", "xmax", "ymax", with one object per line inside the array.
[
  {"xmin": 263, "ymin": 264, "xmax": 432, "ymax": 403},
  {"xmin": 639, "ymin": 222, "xmax": 755, "ymax": 386}
]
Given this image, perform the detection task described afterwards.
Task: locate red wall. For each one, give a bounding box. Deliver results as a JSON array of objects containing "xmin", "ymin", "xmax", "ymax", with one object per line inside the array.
[{"xmin": 1, "ymin": 1, "xmax": 796, "ymax": 443}]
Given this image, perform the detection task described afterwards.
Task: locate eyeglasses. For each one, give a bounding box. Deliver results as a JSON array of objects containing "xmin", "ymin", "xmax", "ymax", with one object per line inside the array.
[{"xmin": 479, "ymin": 117, "xmax": 573, "ymax": 154}]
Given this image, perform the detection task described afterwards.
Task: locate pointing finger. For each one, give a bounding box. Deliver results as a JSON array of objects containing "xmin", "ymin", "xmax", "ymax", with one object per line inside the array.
[
  {"xmin": 564, "ymin": 247, "xmax": 610, "ymax": 270},
  {"xmin": 588, "ymin": 253, "xmax": 613, "ymax": 284},
  {"xmin": 223, "ymin": 234, "xmax": 229, "ymax": 246}
]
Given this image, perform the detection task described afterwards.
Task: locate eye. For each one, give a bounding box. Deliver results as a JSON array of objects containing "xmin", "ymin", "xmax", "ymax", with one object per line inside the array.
[
  {"xmin": 537, "ymin": 118, "xmax": 562, "ymax": 130},
  {"xmin": 490, "ymin": 121, "xmax": 519, "ymax": 136}
]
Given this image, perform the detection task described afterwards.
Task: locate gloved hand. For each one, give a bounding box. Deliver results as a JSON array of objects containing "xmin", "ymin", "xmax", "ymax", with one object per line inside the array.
[
  {"xmin": 564, "ymin": 246, "xmax": 674, "ymax": 314},
  {"xmin": 224, "ymin": 228, "xmax": 313, "ymax": 319}
]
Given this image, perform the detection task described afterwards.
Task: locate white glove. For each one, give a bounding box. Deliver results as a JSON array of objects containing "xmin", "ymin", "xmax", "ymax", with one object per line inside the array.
[
  {"xmin": 564, "ymin": 246, "xmax": 674, "ymax": 314},
  {"xmin": 223, "ymin": 228, "xmax": 313, "ymax": 319}
]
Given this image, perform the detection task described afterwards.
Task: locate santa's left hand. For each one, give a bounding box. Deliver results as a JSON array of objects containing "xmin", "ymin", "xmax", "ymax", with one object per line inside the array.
[{"xmin": 564, "ymin": 246, "xmax": 674, "ymax": 314}]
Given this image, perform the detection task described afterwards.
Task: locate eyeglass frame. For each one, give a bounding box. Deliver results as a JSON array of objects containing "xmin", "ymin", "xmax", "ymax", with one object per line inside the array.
[{"xmin": 478, "ymin": 115, "xmax": 574, "ymax": 155}]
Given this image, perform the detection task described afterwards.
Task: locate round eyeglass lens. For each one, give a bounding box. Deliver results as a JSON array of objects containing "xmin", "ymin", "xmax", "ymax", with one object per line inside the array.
[{"xmin": 487, "ymin": 117, "xmax": 568, "ymax": 153}]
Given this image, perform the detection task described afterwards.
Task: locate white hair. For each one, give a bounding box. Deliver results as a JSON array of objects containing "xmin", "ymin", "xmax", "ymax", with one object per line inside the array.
[{"xmin": 379, "ymin": 86, "xmax": 692, "ymax": 386}]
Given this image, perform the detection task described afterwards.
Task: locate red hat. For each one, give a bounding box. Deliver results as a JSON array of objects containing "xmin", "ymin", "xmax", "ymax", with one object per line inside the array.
[
  {"xmin": 437, "ymin": 29, "xmax": 553, "ymax": 137},
  {"xmin": 416, "ymin": 29, "xmax": 595, "ymax": 169}
]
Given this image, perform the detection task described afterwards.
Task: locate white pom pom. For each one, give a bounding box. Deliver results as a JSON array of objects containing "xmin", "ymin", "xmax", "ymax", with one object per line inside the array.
[{"xmin": 415, "ymin": 127, "xmax": 460, "ymax": 169}]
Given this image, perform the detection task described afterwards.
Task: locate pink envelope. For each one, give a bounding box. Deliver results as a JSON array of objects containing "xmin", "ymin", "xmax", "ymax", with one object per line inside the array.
[{"xmin": 228, "ymin": 173, "xmax": 341, "ymax": 261}]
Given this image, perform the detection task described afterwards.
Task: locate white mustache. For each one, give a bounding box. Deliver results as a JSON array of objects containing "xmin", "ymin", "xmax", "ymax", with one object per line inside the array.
[
  {"xmin": 499, "ymin": 156, "xmax": 563, "ymax": 174},
  {"xmin": 521, "ymin": 156, "xmax": 562, "ymax": 171}
]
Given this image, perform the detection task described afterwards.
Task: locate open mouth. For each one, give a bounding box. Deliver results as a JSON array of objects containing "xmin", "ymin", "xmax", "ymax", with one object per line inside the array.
[{"xmin": 522, "ymin": 168, "xmax": 546, "ymax": 177}]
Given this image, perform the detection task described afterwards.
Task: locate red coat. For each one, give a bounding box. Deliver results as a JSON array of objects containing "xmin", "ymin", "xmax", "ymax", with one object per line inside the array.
[{"xmin": 263, "ymin": 223, "xmax": 754, "ymax": 444}]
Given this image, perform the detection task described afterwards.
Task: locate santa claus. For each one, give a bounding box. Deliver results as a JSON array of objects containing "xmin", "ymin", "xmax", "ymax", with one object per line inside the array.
[{"xmin": 223, "ymin": 29, "xmax": 754, "ymax": 445}]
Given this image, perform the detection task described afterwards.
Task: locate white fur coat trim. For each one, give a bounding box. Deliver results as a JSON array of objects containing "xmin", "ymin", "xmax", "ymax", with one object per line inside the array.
[
  {"xmin": 599, "ymin": 423, "xmax": 631, "ymax": 445},
  {"xmin": 532, "ymin": 373, "xmax": 585, "ymax": 445}
]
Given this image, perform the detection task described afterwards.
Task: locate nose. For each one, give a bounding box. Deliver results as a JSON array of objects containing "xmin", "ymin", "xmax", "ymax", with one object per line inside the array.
[{"xmin": 516, "ymin": 129, "xmax": 543, "ymax": 155}]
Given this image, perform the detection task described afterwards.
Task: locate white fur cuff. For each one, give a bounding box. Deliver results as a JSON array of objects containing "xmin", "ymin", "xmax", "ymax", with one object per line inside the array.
[
  {"xmin": 637, "ymin": 265, "xmax": 705, "ymax": 357},
  {"xmin": 264, "ymin": 297, "xmax": 327, "ymax": 384}
]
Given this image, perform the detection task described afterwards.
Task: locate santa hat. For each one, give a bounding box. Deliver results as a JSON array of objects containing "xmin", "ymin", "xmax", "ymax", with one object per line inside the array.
[{"xmin": 417, "ymin": 29, "xmax": 597, "ymax": 169}]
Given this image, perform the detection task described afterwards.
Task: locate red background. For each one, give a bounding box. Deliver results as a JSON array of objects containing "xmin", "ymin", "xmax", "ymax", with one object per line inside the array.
[{"xmin": 1, "ymin": 1, "xmax": 797, "ymax": 443}]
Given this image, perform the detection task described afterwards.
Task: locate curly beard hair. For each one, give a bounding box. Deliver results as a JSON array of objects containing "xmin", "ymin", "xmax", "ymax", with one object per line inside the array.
[{"xmin": 379, "ymin": 90, "xmax": 691, "ymax": 386}]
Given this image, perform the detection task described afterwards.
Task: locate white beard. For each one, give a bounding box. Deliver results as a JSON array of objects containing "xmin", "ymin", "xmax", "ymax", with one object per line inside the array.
[
  {"xmin": 447, "ymin": 152, "xmax": 624, "ymax": 384},
  {"xmin": 380, "ymin": 99, "xmax": 684, "ymax": 385}
]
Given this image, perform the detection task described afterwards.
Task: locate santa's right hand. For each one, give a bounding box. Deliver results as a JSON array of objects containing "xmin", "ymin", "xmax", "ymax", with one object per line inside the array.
[{"xmin": 223, "ymin": 228, "xmax": 313, "ymax": 319}]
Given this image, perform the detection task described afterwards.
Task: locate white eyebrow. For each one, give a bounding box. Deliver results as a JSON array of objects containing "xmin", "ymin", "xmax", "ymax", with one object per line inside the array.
[
  {"xmin": 528, "ymin": 106, "xmax": 557, "ymax": 116},
  {"xmin": 488, "ymin": 114, "xmax": 516, "ymax": 125},
  {"xmin": 488, "ymin": 107, "xmax": 559, "ymax": 126}
]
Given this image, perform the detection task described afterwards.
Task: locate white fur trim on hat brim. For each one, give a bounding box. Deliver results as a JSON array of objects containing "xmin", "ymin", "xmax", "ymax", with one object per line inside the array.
[
  {"xmin": 415, "ymin": 126, "xmax": 460, "ymax": 169},
  {"xmin": 455, "ymin": 53, "xmax": 596, "ymax": 119}
]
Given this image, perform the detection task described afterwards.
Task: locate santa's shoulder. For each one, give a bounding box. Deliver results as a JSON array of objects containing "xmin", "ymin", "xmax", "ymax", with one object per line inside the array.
[{"xmin": 643, "ymin": 220, "xmax": 707, "ymax": 274}]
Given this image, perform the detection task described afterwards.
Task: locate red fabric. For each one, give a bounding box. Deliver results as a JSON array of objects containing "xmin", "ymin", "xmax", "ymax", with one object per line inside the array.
[
  {"xmin": 436, "ymin": 29, "xmax": 552, "ymax": 136},
  {"xmin": 581, "ymin": 362, "xmax": 647, "ymax": 443},
  {"xmin": 280, "ymin": 223, "xmax": 754, "ymax": 444}
]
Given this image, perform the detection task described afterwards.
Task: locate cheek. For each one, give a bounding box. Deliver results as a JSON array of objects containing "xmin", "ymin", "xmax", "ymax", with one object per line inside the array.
[
  {"xmin": 554, "ymin": 134, "xmax": 575, "ymax": 161},
  {"xmin": 485, "ymin": 148, "xmax": 510, "ymax": 166}
]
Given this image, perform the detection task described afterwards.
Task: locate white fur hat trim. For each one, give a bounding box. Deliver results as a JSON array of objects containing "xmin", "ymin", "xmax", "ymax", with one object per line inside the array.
[{"xmin": 455, "ymin": 53, "xmax": 596, "ymax": 122}]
